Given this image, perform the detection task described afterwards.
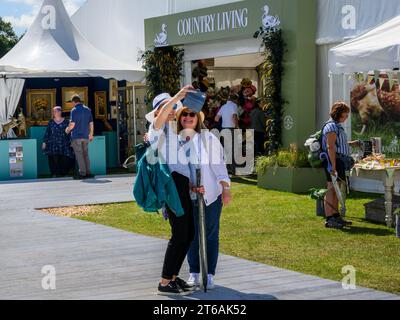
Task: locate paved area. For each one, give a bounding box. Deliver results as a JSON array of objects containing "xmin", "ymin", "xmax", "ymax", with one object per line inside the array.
[{"xmin": 0, "ymin": 176, "xmax": 398, "ymax": 300}]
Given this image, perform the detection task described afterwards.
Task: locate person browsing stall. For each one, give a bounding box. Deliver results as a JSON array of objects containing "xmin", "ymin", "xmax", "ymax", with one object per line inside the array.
[
  {"xmin": 322, "ymin": 102, "xmax": 360, "ymax": 229},
  {"xmin": 65, "ymin": 95, "xmax": 94, "ymax": 180},
  {"xmin": 42, "ymin": 106, "xmax": 75, "ymax": 177}
]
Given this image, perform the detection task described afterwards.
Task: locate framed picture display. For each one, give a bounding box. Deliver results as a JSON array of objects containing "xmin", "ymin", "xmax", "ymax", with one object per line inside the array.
[
  {"xmin": 62, "ymin": 87, "xmax": 89, "ymax": 112},
  {"xmin": 94, "ymin": 91, "xmax": 107, "ymax": 120},
  {"xmin": 110, "ymin": 105, "xmax": 118, "ymax": 120},
  {"xmin": 26, "ymin": 89, "xmax": 56, "ymax": 124},
  {"xmin": 109, "ymin": 79, "xmax": 118, "ymax": 102}
]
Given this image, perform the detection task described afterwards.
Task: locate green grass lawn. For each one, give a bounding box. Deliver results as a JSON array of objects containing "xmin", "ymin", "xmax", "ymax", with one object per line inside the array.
[{"xmin": 75, "ymin": 177, "xmax": 400, "ymax": 294}]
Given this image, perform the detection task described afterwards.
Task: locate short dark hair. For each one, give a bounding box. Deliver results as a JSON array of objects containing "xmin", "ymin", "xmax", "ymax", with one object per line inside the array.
[
  {"xmin": 330, "ymin": 101, "xmax": 350, "ymax": 122},
  {"xmin": 71, "ymin": 95, "xmax": 81, "ymax": 103}
]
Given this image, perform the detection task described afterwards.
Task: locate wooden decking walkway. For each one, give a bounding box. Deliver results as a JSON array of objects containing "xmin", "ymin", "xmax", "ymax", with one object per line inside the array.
[{"xmin": 0, "ymin": 176, "xmax": 398, "ymax": 300}]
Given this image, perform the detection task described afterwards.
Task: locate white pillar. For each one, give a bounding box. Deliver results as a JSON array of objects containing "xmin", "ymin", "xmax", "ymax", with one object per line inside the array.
[
  {"xmin": 184, "ymin": 60, "xmax": 192, "ymax": 86},
  {"xmin": 329, "ymin": 71, "xmax": 333, "ymax": 109}
]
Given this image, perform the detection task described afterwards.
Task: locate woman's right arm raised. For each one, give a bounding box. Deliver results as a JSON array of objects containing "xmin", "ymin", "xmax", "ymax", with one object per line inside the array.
[{"xmin": 153, "ymin": 85, "xmax": 195, "ymax": 130}]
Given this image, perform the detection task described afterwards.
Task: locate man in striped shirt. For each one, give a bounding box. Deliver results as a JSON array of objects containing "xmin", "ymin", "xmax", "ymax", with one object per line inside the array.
[{"xmin": 322, "ymin": 102, "xmax": 360, "ymax": 229}]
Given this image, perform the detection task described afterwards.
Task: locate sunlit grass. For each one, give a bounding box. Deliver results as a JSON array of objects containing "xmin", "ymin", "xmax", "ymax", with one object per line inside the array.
[{"xmin": 73, "ymin": 178, "xmax": 400, "ymax": 294}]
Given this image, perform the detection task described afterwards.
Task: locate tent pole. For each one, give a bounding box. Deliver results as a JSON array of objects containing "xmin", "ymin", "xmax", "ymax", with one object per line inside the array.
[{"xmin": 329, "ymin": 72, "xmax": 333, "ymax": 109}]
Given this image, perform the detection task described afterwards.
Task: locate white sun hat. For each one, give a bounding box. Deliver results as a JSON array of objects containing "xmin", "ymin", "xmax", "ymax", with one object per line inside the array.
[{"xmin": 145, "ymin": 93, "xmax": 183, "ymax": 123}]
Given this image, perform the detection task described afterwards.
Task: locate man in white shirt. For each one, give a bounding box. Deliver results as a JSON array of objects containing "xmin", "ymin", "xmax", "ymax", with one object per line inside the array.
[
  {"xmin": 214, "ymin": 95, "xmax": 239, "ymax": 174},
  {"xmin": 215, "ymin": 99, "xmax": 239, "ymax": 129}
]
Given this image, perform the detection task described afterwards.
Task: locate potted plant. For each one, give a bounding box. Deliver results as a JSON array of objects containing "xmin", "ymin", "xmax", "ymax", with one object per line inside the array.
[
  {"xmin": 256, "ymin": 145, "xmax": 327, "ymax": 193},
  {"xmin": 309, "ymin": 188, "xmax": 328, "ymax": 217},
  {"xmin": 395, "ymin": 208, "xmax": 400, "ymax": 239}
]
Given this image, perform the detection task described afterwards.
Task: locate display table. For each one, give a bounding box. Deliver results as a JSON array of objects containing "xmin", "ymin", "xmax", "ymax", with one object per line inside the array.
[
  {"xmin": 102, "ymin": 131, "xmax": 118, "ymax": 168},
  {"xmin": 89, "ymin": 136, "xmax": 107, "ymax": 176},
  {"xmin": 28, "ymin": 126, "xmax": 50, "ymax": 175},
  {"xmin": 352, "ymin": 167, "xmax": 400, "ymax": 228},
  {"xmin": 0, "ymin": 139, "xmax": 38, "ymax": 181}
]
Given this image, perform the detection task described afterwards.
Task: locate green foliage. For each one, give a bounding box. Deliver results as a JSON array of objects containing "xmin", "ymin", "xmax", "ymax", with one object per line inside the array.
[
  {"xmin": 254, "ymin": 26, "xmax": 286, "ymax": 155},
  {"xmin": 256, "ymin": 148, "xmax": 311, "ymax": 175},
  {"xmin": 0, "ymin": 17, "xmax": 19, "ymax": 58},
  {"xmin": 309, "ymin": 188, "xmax": 328, "ymax": 201},
  {"xmin": 140, "ymin": 46, "xmax": 184, "ymax": 107}
]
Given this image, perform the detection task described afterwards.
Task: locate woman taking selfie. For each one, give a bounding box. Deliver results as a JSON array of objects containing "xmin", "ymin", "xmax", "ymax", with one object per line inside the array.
[{"xmin": 149, "ymin": 85, "xmax": 231, "ymax": 295}]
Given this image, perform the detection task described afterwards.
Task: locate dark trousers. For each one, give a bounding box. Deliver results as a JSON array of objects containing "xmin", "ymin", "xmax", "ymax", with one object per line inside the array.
[
  {"xmin": 162, "ymin": 172, "xmax": 195, "ymax": 280},
  {"xmin": 48, "ymin": 155, "xmax": 72, "ymax": 177},
  {"xmin": 220, "ymin": 128, "xmax": 236, "ymax": 174},
  {"xmin": 254, "ymin": 131, "xmax": 266, "ymax": 156}
]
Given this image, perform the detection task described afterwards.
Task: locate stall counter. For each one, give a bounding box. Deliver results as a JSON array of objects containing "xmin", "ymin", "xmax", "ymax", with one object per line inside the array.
[
  {"xmin": 352, "ymin": 167, "xmax": 400, "ymax": 228},
  {"xmin": 28, "ymin": 127, "xmax": 107, "ymax": 177},
  {"xmin": 0, "ymin": 139, "xmax": 38, "ymax": 181}
]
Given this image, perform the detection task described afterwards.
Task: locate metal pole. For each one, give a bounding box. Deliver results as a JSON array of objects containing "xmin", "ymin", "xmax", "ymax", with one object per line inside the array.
[
  {"xmin": 329, "ymin": 72, "xmax": 333, "ymax": 108},
  {"xmin": 196, "ymin": 168, "xmax": 208, "ymax": 292}
]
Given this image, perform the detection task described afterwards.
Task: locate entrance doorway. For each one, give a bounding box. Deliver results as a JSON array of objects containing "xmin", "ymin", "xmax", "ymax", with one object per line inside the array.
[{"xmin": 117, "ymin": 84, "xmax": 148, "ymax": 167}]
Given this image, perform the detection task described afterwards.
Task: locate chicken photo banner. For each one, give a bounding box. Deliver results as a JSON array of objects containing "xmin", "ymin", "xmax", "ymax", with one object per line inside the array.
[
  {"xmin": 388, "ymin": 72, "xmax": 394, "ymax": 90},
  {"xmin": 351, "ymin": 71, "xmax": 400, "ymax": 157},
  {"xmin": 374, "ymin": 70, "xmax": 380, "ymax": 84}
]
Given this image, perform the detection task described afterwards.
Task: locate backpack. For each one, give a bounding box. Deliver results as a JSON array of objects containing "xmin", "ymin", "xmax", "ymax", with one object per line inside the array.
[{"xmin": 304, "ymin": 122, "xmax": 333, "ymax": 168}]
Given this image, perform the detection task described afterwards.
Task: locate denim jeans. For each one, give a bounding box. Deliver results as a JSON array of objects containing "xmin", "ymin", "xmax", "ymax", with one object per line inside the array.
[{"xmin": 187, "ymin": 195, "xmax": 223, "ymax": 276}]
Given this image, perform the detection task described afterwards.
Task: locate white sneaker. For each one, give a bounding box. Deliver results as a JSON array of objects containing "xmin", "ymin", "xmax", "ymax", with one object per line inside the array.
[
  {"xmin": 187, "ymin": 273, "xmax": 200, "ymax": 287},
  {"xmin": 207, "ymin": 274, "xmax": 215, "ymax": 290}
]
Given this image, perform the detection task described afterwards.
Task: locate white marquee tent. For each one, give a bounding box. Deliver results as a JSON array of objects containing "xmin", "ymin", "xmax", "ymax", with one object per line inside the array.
[
  {"xmin": 329, "ymin": 15, "xmax": 400, "ymax": 74},
  {"xmin": 0, "ymin": 0, "xmax": 144, "ymax": 136},
  {"xmin": 328, "ymin": 15, "xmax": 400, "ymax": 194},
  {"xmin": 0, "ymin": 0, "xmax": 143, "ymax": 81}
]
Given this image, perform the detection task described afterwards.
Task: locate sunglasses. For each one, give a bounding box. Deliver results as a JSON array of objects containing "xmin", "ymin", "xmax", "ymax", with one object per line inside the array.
[{"xmin": 181, "ymin": 112, "xmax": 197, "ymax": 118}]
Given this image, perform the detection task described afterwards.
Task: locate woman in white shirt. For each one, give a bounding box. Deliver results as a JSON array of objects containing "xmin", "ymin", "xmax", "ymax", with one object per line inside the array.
[{"xmin": 150, "ymin": 86, "xmax": 232, "ymax": 292}]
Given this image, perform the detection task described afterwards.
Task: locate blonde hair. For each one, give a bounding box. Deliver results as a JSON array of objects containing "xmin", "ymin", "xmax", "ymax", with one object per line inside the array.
[{"xmin": 177, "ymin": 109, "xmax": 206, "ymax": 134}]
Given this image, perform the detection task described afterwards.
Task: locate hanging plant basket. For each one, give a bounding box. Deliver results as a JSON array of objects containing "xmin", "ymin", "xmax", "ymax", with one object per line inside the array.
[
  {"xmin": 254, "ymin": 26, "xmax": 286, "ymax": 155},
  {"xmin": 140, "ymin": 46, "xmax": 184, "ymax": 107}
]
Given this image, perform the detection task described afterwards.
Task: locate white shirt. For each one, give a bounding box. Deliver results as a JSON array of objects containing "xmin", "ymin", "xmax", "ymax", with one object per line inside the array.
[
  {"xmin": 186, "ymin": 131, "xmax": 231, "ymax": 206},
  {"xmin": 148, "ymin": 124, "xmax": 230, "ymax": 207},
  {"xmin": 148, "ymin": 122, "xmax": 191, "ymax": 180},
  {"xmin": 217, "ymin": 101, "xmax": 238, "ymax": 128}
]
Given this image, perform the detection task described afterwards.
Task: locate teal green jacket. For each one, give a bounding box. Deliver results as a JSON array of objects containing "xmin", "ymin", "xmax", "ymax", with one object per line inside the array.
[{"xmin": 133, "ymin": 148, "xmax": 184, "ymax": 217}]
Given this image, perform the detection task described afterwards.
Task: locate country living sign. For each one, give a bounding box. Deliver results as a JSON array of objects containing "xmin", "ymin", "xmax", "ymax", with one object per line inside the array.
[
  {"xmin": 145, "ymin": 0, "xmax": 318, "ymax": 150},
  {"xmin": 177, "ymin": 8, "xmax": 249, "ymax": 37},
  {"xmin": 145, "ymin": 0, "xmax": 283, "ymax": 48}
]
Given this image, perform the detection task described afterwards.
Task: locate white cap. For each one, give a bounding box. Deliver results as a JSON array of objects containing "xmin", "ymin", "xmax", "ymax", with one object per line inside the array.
[{"xmin": 145, "ymin": 93, "xmax": 183, "ymax": 123}]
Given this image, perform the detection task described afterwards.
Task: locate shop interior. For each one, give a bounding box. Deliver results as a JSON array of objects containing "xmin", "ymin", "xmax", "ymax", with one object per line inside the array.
[{"xmin": 190, "ymin": 52, "xmax": 264, "ymax": 131}]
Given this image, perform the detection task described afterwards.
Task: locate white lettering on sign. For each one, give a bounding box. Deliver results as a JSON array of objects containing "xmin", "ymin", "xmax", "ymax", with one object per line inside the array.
[
  {"xmin": 342, "ymin": 5, "xmax": 356, "ymax": 30},
  {"xmin": 41, "ymin": 5, "xmax": 56, "ymax": 30},
  {"xmin": 177, "ymin": 8, "xmax": 248, "ymax": 37}
]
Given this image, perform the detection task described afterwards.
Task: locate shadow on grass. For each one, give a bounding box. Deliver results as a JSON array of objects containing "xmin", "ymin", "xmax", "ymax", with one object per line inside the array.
[
  {"xmin": 347, "ymin": 192, "xmax": 383, "ymax": 200},
  {"xmin": 231, "ymin": 175, "xmax": 258, "ymax": 186},
  {"xmin": 341, "ymin": 226, "xmax": 394, "ymax": 237}
]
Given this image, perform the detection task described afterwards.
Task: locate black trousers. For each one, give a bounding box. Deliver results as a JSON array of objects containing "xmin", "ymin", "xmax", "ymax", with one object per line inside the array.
[
  {"xmin": 220, "ymin": 128, "xmax": 236, "ymax": 174},
  {"xmin": 162, "ymin": 172, "xmax": 195, "ymax": 280},
  {"xmin": 48, "ymin": 155, "xmax": 72, "ymax": 177},
  {"xmin": 254, "ymin": 131, "xmax": 266, "ymax": 156}
]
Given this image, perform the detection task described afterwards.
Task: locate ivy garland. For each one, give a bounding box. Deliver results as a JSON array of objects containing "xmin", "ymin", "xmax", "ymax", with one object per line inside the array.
[
  {"xmin": 254, "ymin": 26, "xmax": 286, "ymax": 155},
  {"xmin": 140, "ymin": 46, "xmax": 184, "ymax": 107}
]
